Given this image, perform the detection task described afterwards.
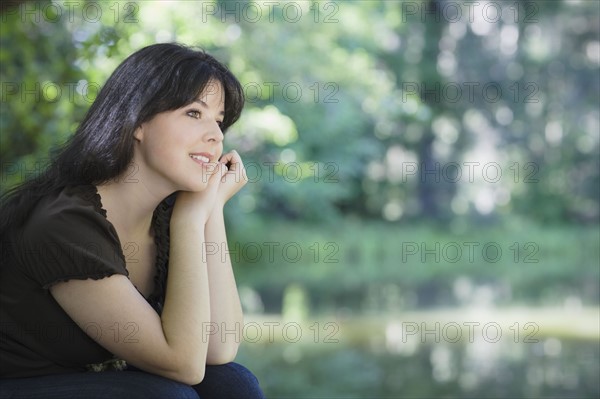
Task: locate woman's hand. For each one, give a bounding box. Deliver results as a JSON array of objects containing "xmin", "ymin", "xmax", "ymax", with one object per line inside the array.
[
  {"xmin": 214, "ymin": 150, "xmax": 248, "ymax": 207},
  {"xmin": 171, "ymin": 161, "xmax": 228, "ymax": 225}
]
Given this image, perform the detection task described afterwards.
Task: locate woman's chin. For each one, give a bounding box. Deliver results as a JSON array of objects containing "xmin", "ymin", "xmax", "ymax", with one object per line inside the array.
[{"xmin": 182, "ymin": 181, "xmax": 209, "ymax": 193}]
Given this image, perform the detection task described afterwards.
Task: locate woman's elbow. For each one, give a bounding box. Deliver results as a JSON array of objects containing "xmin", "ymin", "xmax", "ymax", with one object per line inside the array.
[
  {"xmin": 174, "ymin": 363, "xmax": 206, "ymax": 386},
  {"xmin": 206, "ymin": 343, "xmax": 239, "ymax": 365}
]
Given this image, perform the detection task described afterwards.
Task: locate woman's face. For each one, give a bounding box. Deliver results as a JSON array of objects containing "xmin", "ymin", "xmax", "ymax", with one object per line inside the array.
[{"xmin": 133, "ymin": 81, "xmax": 226, "ymax": 193}]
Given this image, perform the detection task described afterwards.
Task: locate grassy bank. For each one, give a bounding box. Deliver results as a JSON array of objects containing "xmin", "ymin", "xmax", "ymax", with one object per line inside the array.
[{"xmin": 230, "ymin": 218, "xmax": 600, "ymax": 312}]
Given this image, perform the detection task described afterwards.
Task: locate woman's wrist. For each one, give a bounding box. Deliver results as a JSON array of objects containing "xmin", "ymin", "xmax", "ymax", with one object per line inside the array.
[{"xmin": 207, "ymin": 202, "xmax": 225, "ymax": 222}]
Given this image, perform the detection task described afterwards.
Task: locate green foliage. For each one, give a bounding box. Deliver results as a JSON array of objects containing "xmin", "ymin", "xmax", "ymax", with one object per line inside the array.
[
  {"xmin": 0, "ymin": 1, "xmax": 86, "ymax": 190},
  {"xmin": 2, "ymin": 1, "xmax": 597, "ymax": 223}
]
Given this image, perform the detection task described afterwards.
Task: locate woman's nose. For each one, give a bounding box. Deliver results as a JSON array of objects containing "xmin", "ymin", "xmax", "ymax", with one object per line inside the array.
[{"xmin": 204, "ymin": 121, "xmax": 224, "ymax": 143}]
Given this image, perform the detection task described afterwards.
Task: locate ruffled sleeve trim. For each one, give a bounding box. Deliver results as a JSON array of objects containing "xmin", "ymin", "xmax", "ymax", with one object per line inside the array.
[{"xmin": 42, "ymin": 271, "xmax": 125, "ymax": 290}]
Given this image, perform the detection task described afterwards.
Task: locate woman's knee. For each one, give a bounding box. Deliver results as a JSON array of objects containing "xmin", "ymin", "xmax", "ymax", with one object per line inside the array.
[
  {"xmin": 0, "ymin": 371, "xmax": 200, "ymax": 399},
  {"xmin": 195, "ymin": 362, "xmax": 265, "ymax": 399},
  {"xmin": 112, "ymin": 371, "xmax": 200, "ymax": 399}
]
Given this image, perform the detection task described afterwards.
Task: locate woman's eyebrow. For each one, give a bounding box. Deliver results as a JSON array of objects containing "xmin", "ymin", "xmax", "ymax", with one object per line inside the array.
[{"xmin": 193, "ymin": 99, "xmax": 225, "ymax": 115}]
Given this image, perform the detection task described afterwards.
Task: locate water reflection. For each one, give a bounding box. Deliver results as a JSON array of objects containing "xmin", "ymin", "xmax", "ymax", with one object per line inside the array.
[{"xmin": 238, "ymin": 329, "xmax": 599, "ymax": 397}]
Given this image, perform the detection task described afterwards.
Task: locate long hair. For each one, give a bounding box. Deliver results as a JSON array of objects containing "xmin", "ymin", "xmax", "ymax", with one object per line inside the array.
[{"xmin": 0, "ymin": 43, "xmax": 245, "ymax": 237}]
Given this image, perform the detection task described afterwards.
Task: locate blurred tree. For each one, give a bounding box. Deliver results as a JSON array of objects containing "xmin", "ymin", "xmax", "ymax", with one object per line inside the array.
[
  {"xmin": 1, "ymin": 0, "xmax": 87, "ymax": 193},
  {"xmin": 1, "ymin": 0, "xmax": 598, "ymax": 224}
]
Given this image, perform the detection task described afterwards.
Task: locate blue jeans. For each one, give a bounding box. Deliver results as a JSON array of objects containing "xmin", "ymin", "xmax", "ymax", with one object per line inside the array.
[{"xmin": 0, "ymin": 363, "xmax": 265, "ymax": 399}]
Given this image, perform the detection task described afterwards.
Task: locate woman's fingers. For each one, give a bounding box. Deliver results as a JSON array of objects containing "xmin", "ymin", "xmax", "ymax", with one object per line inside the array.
[
  {"xmin": 219, "ymin": 151, "xmax": 240, "ymax": 171},
  {"xmin": 214, "ymin": 150, "xmax": 248, "ymax": 203},
  {"xmin": 219, "ymin": 150, "xmax": 247, "ymax": 183}
]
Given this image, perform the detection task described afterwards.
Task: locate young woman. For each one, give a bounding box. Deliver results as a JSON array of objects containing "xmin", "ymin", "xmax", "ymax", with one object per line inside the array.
[{"xmin": 0, "ymin": 43, "xmax": 265, "ymax": 398}]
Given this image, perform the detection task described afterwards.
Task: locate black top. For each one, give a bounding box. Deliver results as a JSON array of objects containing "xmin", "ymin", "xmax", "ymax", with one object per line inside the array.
[{"xmin": 0, "ymin": 185, "xmax": 173, "ymax": 378}]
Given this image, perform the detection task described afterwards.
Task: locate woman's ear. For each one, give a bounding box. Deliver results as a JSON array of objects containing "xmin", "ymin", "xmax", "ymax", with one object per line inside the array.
[{"xmin": 133, "ymin": 126, "xmax": 144, "ymax": 142}]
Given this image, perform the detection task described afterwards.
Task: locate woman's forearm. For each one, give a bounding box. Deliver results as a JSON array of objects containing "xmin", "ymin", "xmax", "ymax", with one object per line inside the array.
[
  {"xmin": 204, "ymin": 206, "xmax": 244, "ymax": 363},
  {"xmin": 160, "ymin": 218, "xmax": 212, "ymax": 380}
]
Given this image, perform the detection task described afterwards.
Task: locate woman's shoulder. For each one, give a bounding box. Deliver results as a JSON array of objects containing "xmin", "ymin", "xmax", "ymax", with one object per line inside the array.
[
  {"xmin": 12, "ymin": 185, "xmax": 127, "ymax": 288},
  {"xmin": 36, "ymin": 184, "xmax": 105, "ymax": 217},
  {"xmin": 20, "ymin": 184, "xmax": 116, "ymax": 244}
]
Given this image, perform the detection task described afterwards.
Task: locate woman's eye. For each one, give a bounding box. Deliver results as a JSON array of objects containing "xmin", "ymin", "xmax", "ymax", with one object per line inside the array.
[{"xmin": 187, "ymin": 110, "xmax": 201, "ymax": 119}]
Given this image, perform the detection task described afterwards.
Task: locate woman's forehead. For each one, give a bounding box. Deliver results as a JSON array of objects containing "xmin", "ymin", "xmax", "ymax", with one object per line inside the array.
[{"xmin": 197, "ymin": 80, "xmax": 224, "ymax": 103}]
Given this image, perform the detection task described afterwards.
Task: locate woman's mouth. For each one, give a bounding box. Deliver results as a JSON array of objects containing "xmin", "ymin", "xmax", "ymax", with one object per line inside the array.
[{"xmin": 189, "ymin": 153, "xmax": 211, "ymax": 165}]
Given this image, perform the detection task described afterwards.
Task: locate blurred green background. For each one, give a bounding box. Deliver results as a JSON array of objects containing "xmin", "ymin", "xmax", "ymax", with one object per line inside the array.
[{"xmin": 1, "ymin": 0, "xmax": 599, "ymax": 397}]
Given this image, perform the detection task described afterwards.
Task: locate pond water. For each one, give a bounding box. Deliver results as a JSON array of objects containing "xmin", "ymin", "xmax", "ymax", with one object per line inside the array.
[{"xmin": 236, "ymin": 319, "xmax": 599, "ymax": 398}]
